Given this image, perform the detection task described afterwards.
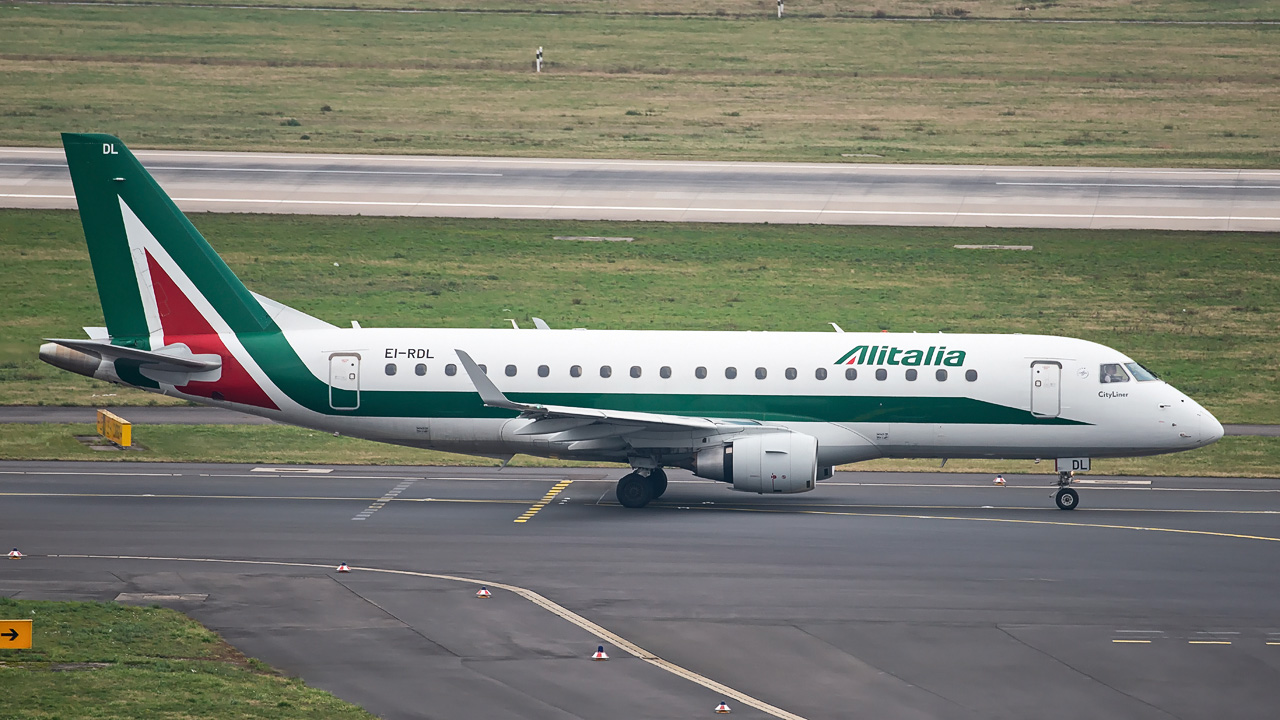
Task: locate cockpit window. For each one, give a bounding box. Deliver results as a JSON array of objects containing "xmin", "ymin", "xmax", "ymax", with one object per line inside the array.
[
  {"xmin": 1125, "ymin": 362, "xmax": 1159, "ymax": 382},
  {"xmin": 1099, "ymin": 363, "xmax": 1130, "ymax": 383}
]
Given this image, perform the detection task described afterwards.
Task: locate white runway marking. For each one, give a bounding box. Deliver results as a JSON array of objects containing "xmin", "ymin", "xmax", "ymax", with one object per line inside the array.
[{"xmin": 351, "ymin": 478, "xmax": 417, "ymax": 521}]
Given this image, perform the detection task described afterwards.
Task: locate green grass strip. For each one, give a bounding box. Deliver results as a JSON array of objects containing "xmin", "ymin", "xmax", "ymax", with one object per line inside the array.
[{"xmin": 0, "ymin": 598, "xmax": 374, "ymax": 719}]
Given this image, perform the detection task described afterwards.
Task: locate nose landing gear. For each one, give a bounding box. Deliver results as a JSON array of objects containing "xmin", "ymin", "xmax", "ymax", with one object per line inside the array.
[{"xmin": 1054, "ymin": 471, "xmax": 1079, "ymax": 510}]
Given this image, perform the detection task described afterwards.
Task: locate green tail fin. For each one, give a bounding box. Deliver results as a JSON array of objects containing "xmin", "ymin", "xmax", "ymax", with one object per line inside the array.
[{"xmin": 62, "ymin": 133, "xmax": 275, "ymax": 347}]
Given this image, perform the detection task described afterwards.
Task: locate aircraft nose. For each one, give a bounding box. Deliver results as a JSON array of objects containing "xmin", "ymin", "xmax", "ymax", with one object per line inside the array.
[{"xmin": 1201, "ymin": 409, "xmax": 1225, "ymax": 445}]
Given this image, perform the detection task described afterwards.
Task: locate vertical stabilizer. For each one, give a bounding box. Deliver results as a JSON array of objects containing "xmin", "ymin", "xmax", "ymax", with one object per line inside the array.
[{"xmin": 62, "ymin": 133, "xmax": 275, "ymax": 347}]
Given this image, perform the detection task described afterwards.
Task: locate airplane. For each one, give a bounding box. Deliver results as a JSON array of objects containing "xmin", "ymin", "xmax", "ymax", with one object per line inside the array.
[{"xmin": 39, "ymin": 133, "xmax": 1225, "ymax": 511}]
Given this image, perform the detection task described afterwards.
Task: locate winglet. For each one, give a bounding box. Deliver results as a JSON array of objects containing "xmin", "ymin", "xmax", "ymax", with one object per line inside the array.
[{"xmin": 455, "ymin": 349, "xmax": 538, "ymax": 412}]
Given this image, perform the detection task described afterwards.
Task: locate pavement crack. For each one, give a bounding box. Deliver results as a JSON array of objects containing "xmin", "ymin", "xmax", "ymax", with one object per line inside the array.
[
  {"xmin": 995, "ymin": 625, "xmax": 1184, "ymax": 720},
  {"xmin": 328, "ymin": 576, "xmax": 458, "ymax": 658}
]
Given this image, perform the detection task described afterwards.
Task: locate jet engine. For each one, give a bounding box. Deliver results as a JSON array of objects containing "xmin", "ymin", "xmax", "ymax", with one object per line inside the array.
[{"xmin": 694, "ymin": 431, "xmax": 818, "ymax": 494}]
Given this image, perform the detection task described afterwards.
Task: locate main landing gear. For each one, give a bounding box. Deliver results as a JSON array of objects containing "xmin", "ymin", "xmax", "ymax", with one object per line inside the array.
[
  {"xmin": 1054, "ymin": 471, "xmax": 1079, "ymax": 511},
  {"xmin": 616, "ymin": 467, "xmax": 668, "ymax": 509}
]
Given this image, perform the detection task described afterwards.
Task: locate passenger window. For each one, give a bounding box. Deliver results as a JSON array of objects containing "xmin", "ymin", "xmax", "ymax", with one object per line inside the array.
[
  {"xmin": 478, "ymin": 364, "xmax": 487, "ymax": 374},
  {"xmin": 445, "ymin": 363, "xmax": 457, "ymax": 376},
  {"xmin": 725, "ymin": 367, "xmax": 738, "ymax": 380},
  {"xmin": 875, "ymin": 368, "xmax": 887, "ymax": 381},
  {"xmin": 1124, "ymin": 362, "xmax": 1158, "ymax": 381},
  {"xmin": 695, "ymin": 366, "xmax": 708, "ymax": 379},
  {"xmin": 385, "ymin": 363, "xmax": 397, "ymax": 376},
  {"xmin": 505, "ymin": 364, "xmax": 517, "ymax": 377},
  {"xmin": 785, "ymin": 367, "xmax": 797, "ymax": 380},
  {"xmin": 570, "ymin": 365, "xmax": 582, "ymax": 378},
  {"xmin": 1099, "ymin": 363, "xmax": 1130, "ymax": 383},
  {"xmin": 845, "ymin": 368, "xmax": 857, "ymax": 381},
  {"xmin": 600, "ymin": 365, "xmax": 612, "ymax": 378},
  {"xmin": 660, "ymin": 366, "xmax": 672, "ymax": 379},
  {"xmin": 815, "ymin": 367, "xmax": 828, "ymax": 380},
  {"xmin": 537, "ymin": 365, "xmax": 549, "ymax": 378},
  {"xmin": 629, "ymin": 366, "xmax": 641, "ymax": 378},
  {"xmin": 935, "ymin": 369, "xmax": 947, "ymax": 381},
  {"xmin": 965, "ymin": 369, "xmax": 978, "ymax": 382},
  {"xmin": 415, "ymin": 363, "xmax": 427, "ymax": 376},
  {"xmin": 905, "ymin": 369, "xmax": 917, "ymax": 381},
  {"xmin": 755, "ymin": 367, "xmax": 767, "ymax": 380}
]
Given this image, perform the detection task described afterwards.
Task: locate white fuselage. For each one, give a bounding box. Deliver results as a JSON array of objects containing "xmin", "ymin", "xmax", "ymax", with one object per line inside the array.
[{"xmin": 153, "ymin": 328, "xmax": 1221, "ymax": 468}]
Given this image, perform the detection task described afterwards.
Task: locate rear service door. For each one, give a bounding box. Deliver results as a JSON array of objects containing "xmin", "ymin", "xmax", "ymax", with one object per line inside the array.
[
  {"xmin": 329, "ymin": 353, "xmax": 361, "ymax": 410},
  {"xmin": 1030, "ymin": 361, "xmax": 1061, "ymax": 418}
]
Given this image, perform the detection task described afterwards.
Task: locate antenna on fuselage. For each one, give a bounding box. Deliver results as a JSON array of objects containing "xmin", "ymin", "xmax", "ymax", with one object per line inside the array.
[{"xmin": 829, "ymin": 322, "xmax": 844, "ymax": 333}]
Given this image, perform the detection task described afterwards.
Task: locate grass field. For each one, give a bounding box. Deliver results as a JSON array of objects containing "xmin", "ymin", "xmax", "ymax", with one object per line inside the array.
[
  {"xmin": 3, "ymin": 209, "xmax": 1277, "ymax": 423},
  {"xmin": 1, "ymin": 4, "xmax": 1277, "ymax": 165},
  {"xmin": 0, "ymin": 423, "xmax": 1274, "ymax": 477},
  {"xmin": 0, "ymin": 597, "xmax": 374, "ymax": 719},
  {"xmin": 50, "ymin": 0, "xmax": 1280, "ymax": 21}
]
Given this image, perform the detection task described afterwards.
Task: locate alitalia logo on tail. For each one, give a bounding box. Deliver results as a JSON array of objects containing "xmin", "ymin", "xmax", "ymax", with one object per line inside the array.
[{"xmin": 835, "ymin": 345, "xmax": 967, "ymax": 367}]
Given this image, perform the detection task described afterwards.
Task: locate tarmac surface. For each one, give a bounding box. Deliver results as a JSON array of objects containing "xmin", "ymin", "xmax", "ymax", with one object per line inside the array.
[
  {"xmin": 4, "ymin": 146, "xmax": 1280, "ymax": 231},
  {"xmin": 1, "ymin": 405, "xmax": 1273, "ymax": 436},
  {"xmin": 4, "ymin": 461, "xmax": 1280, "ymax": 719}
]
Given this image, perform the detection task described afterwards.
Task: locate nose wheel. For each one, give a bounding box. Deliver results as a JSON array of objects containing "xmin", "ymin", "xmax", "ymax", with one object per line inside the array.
[
  {"xmin": 1053, "ymin": 471, "xmax": 1079, "ymax": 510},
  {"xmin": 1054, "ymin": 487, "xmax": 1079, "ymax": 510}
]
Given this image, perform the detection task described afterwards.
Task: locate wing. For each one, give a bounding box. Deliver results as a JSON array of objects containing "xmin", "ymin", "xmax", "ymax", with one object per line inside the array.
[{"xmin": 454, "ymin": 349, "xmax": 751, "ymax": 454}]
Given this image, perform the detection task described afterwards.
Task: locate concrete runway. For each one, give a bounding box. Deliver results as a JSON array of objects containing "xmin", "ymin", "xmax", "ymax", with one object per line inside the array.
[
  {"xmin": 5, "ymin": 461, "xmax": 1280, "ymax": 719},
  {"xmin": 4, "ymin": 146, "xmax": 1280, "ymax": 231}
]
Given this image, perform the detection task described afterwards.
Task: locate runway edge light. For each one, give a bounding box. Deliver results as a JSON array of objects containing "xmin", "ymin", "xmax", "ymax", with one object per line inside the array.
[
  {"xmin": 476, "ymin": 587, "xmax": 492, "ymax": 599},
  {"xmin": 7, "ymin": 548, "xmax": 22, "ymax": 559},
  {"xmin": 715, "ymin": 701, "xmax": 732, "ymax": 714},
  {"xmin": 336, "ymin": 563, "xmax": 350, "ymax": 573},
  {"xmin": 591, "ymin": 645, "xmax": 609, "ymax": 660}
]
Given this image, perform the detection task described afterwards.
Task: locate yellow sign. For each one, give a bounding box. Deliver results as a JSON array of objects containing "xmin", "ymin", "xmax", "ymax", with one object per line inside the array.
[
  {"xmin": 0, "ymin": 619, "xmax": 32, "ymax": 650},
  {"xmin": 97, "ymin": 409, "xmax": 132, "ymax": 447}
]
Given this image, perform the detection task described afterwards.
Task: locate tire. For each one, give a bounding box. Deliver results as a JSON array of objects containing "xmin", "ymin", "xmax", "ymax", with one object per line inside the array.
[
  {"xmin": 650, "ymin": 468, "xmax": 668, "ymax": 499},
  {"xmin": 616, "ymin": 473, "xmax": 653, "ymax": 508},
  {"xmin": 1055, "ymin": 487, "xmax": 1079, "ymax": 511}
]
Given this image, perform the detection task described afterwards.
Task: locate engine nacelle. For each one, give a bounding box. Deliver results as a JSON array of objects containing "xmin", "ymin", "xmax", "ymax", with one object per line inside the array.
[{"xmin": 694, "ymin": 431, "xmax": 818, "ymax": 494}]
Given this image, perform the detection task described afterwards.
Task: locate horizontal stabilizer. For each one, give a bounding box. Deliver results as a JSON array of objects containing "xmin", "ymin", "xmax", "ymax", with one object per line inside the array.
[{"xmin": 43, "ymin": 338, "xmax": 222, "ymax": 373}]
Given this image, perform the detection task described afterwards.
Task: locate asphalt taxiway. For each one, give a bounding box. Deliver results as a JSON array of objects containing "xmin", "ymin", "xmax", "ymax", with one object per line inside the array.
[
  {"xmin": 4, "ymin": 461, "xmax": 1280, "ymax": 719},
  {"xmin": 4, "ymin": 147, "xmax": 1280, "ymax": 231}
]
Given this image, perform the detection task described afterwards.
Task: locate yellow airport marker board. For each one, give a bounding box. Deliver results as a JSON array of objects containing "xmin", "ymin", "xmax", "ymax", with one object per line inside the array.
[
  {"xmin": 1, "ymin": 619, "xmax": 32, "ymax": 649},
  {"xmin": 97, "ymin": 409, "xmax": 131, "ymax": 447}
]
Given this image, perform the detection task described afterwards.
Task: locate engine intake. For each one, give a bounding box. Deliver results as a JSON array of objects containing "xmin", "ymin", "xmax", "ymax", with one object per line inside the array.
[{"xmin": 694, "ymin": 431, "xmax": 818, "ymax": 494}]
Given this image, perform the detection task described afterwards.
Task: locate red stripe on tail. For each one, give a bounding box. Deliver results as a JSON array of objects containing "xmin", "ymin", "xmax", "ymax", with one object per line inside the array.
[{"xmin": 147, "ymin": 252, "xmax": 279, "ymax": 410}]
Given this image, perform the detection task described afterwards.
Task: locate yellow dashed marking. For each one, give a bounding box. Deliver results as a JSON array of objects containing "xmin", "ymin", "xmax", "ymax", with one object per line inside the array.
[
  {"xmin": 1189, "ymin": 641, "xmax": 1232, "ymax": 645},
  {"xmin": 1112, "ymin": 640, "xmax": 1152, "ymax": 644},
  {"xmin": 514, "ymin": 480, "xmax": 573, "ymax": 523}
]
